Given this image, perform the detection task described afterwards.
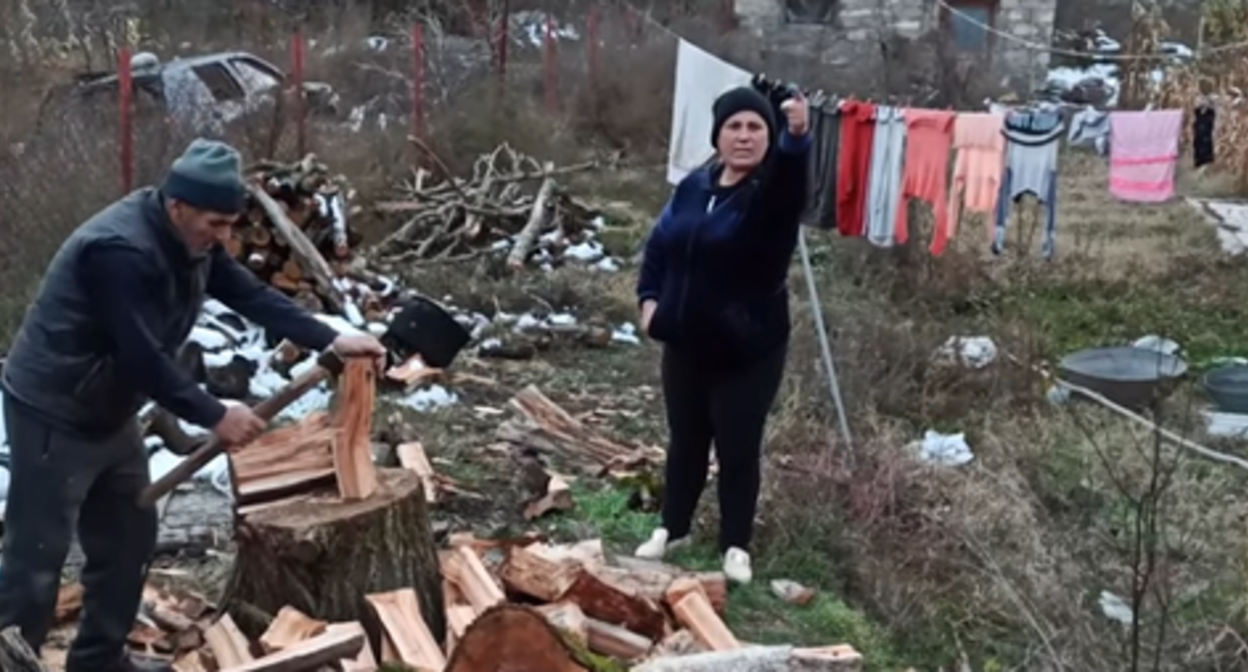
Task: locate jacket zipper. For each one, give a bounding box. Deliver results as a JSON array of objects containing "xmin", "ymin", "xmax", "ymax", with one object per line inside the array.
[{"xmin": 674, "ymin": 186, "xmax": 746, "ymax": 333}]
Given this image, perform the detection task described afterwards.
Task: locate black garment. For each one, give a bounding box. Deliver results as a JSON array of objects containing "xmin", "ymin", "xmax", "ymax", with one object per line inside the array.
[
  {"xmin": 80, "ymin": 238, "xmax": 339, "ymax": 428},
  {"xmin": 636, "ymin": 130, "xmax": 811, "ymax": 373},
  {"xmin": 1, "ymin": 188, "xmax": 338, "ymax": 437},
  {"xmin": 801, "ymin": 99, "xmax": 840, "ymax": 230},
  {"xmin": 659, "ymin": 343, "xmax": 787, "ymax": 553},
  {"xmin": 1194, "ymin": 105, "xmax": 1216, "ymax": 168},
  {"xmin": 0, "ymin": 395, "xmax": 155, "ymax": 671}
]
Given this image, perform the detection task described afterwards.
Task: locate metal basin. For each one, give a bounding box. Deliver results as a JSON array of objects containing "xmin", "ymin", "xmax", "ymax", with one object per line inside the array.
[
  {"xmin": 1058, "ymin": 346, "xmax": 1188, "ymax": 410},
  {"xmin": 1202, "ymin": 363, "xmax": 1248, "ymax": 414}
]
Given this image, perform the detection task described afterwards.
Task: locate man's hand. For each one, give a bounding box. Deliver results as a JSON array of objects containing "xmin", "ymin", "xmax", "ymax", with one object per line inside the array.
[
  {"xmin": 640, "ymin": 299, "xmax": 657, "ymax": 336},
  {"xmin": 213, "ymin": 403, "xmax": 266, "ymax": 450},
  {"xmin": 780, "ymin": 92, "xmax": 809, "ymax": 136},
  {"xmin": 332, "ymin": 332, "xmax": 388, "ymax": 371}
]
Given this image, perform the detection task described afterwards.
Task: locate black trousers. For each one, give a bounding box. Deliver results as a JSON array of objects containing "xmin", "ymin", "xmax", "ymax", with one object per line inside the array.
[
  {"xmin": 0, "ymin": 395, "xmax": 156, "ymax": 671},
  {"xmin": 659, "ymin": 343, "xmax": 787, "ymax": 553}
]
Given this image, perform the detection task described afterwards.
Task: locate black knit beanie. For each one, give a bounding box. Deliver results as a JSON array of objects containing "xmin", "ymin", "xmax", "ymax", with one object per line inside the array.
[{"xmin": 710, "ymin": 86, "xmax": 777, "ymax": 147}]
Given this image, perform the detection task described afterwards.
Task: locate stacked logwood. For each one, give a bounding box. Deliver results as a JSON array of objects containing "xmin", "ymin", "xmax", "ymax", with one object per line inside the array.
[
  {"xmin": 370, "ymin": 141, "xmax": 601, "ymax": 268},
  {"xmin": 226, "ymin": 154, "xmax": 359, "ymax": 314}
]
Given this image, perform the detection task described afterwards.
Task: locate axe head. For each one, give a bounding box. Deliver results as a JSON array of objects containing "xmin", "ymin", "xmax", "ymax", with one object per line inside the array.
[
  {"xmin": 316, "ymin": 348, "xmax": 346, "ymax": 377},
  {"xmin": 381, "ymin": 295, "xmax": 471, "ymax": 369}
]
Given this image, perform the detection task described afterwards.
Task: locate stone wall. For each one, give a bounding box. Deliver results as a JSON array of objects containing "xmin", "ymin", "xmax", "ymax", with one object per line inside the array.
[
  {"xmin": 733, "ymin": 0, "xmax": 1058, "ymax": 94},
  {"xmin": 1053, "ymin": 0, "xmax": 1204, "ymax": 46}
]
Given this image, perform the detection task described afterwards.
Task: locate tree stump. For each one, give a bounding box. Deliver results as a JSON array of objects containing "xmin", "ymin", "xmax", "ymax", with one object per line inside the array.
[
  {"xmin": 229, "ymin": 468, "xmax": 444, "ymax": 642},
  {"xmin": 0, "ymin": 627, "xmax": 46, "ymax": 671}
]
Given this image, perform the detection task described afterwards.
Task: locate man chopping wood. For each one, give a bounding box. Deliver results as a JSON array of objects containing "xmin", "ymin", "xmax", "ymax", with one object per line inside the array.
[{"xmin": 0, "ymin": 138, "xmax": 386, "ymax": 671}]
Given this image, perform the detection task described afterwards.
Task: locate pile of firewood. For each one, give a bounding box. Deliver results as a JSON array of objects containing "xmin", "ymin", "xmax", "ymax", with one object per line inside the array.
[
  {"xmin": 370, "ymin": 141, "xmax": 601, "ymax": 269},
  {"xmin": 226, "ymin": 155, "xmax": 359, "ymax": 314},
  {"xmin": 23, "ymin": 541, "xmax": 860, "ymax": 671}
]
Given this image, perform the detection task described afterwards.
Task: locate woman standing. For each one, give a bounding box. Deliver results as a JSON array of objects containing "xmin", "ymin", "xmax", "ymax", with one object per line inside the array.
[{"xmin": 635, "ymin": 85, "xmax": 811, "ymax": 584}]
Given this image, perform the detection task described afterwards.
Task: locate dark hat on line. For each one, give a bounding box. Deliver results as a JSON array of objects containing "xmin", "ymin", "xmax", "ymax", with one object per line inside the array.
[
  {"xmin": 710, "ymin": 85, "xmax": 777, "ymax": 147},
  {"xmin": 161, "ymin": 138, "xmax": 246, "ymax": 215}
]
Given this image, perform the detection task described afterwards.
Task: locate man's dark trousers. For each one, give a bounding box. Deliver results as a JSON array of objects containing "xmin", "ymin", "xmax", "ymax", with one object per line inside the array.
[{"xmin": 0, "ymin": 395, "xmax": 156, "ymax": 671}]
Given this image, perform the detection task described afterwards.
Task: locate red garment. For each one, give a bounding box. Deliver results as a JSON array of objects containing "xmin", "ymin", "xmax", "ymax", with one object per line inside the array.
[
  {"xmin": 895, "ymin": 109, "xmax": 956, "ymax": 247},
  {"xmin": 835, "ymin": 101, "xmax": 876, "ymax": 237}
]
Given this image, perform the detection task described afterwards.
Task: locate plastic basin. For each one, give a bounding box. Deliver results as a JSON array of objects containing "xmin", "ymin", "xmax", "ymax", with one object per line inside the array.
[{"xmin": 1057, "ymin": 346, "xmax": 1188, "ymax": 410}]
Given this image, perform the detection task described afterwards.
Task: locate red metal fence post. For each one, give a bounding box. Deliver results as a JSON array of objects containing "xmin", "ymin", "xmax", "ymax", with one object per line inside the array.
[
  {"xmin": 544, "ymin": 14, "xmax": 557, "ymax": 115},
  {"xmin": 118, "ymin": 46, "xmax": 133, "ymax": 195},
  {"xmin": 412, "ymin": 23, "xmax": 426, "ymax": 140},
  {"xmin": 291, "ymin": 29, "xmax": 306, "ymax": 157}
]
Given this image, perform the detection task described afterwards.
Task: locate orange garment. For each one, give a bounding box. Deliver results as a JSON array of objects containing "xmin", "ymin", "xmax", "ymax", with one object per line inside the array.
[
  {"xmin": 940, "ymin": 113, "xmax": 1005, "ymax": 255},
  {"xmin": 894, "ymin": 109, "xmax": 955, "ymax": 249}
]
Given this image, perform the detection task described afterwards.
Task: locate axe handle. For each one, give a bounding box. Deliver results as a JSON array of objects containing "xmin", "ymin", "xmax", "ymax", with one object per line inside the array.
[{"xmin": 137, "ymin": 364, "xmax": 333, "ymax": 507}]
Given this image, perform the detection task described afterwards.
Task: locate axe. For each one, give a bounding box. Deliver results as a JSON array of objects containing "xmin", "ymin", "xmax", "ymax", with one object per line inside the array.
[
  {"xmin": 137, "ymin": 293, "xmax": 472, "ymax": 507},
  {"xmin": 137, "ymin": 348, "xmax": 347, "ymax": 507}
]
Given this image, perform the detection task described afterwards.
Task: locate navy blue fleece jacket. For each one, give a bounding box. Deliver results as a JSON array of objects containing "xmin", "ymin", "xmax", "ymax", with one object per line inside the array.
[{"xmin": 637, "ymin": 128, "xmax": 812, "ymax": 370}]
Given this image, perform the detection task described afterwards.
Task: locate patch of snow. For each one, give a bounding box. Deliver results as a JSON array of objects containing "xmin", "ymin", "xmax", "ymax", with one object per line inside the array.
[
  {"xmin": 1099, "ymin": 590, "xmax": 1134, "ymax": 625},
  {"xmin": 565, "ymin": 240, "xmax": 605, "ymax": 262},
  {"xmin": 396, "ymin": 384, "xmax": 458, "ymax": 412},
  {"xmin": 934, "ymin": 336, "xmax": 997, "ymax": 369},
  {"xmin": 911, "ymin": 430, "xmax": 974, "ymax": 467},
  {"xmin": 314, "ymin": 313, "xmax": 366, "ymax": 336},
  {"xmin": 612, "ymin": 323, "xmax": 640, "ymax": 345},
  {"xmin": 189, "ymin": 326, "xmax": 231, "ymax": 350}
]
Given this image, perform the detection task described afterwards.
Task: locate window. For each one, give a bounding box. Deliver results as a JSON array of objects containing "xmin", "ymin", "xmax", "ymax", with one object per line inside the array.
[
  {"xmin": 943, "ymin": 0, "xmax": 995, "ymax": 54},
  {"xmin": 230, "ymin": 57, "xmax": 284, "ymax": 96},
  {"xmin": 784, "ymin": 0, "xmax": 838, "ymax": 25},
  {"xmin": 190, "ymin": 63, "xmax": 245, "ymax": 102}
]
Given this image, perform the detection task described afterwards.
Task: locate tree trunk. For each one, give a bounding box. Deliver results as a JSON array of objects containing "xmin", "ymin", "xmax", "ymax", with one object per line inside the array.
[{"xmin": 228, "ymin": 468, "xmax": 444, "ymax": 643}]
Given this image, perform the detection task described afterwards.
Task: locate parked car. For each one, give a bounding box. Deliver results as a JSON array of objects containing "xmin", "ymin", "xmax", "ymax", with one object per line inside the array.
[{"xmin": 35, "ymin": 50, "xmax": 339, "ymax": 135}]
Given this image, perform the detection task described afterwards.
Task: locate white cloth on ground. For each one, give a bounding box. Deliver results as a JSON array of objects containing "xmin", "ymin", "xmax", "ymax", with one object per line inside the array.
[
  {"xmin": 865, "ymin": 106, "xmax": 906, "ymax": 247},
  {"xmin": 666, "ymin": 39, "xmax": 752, "ymax": 186}
]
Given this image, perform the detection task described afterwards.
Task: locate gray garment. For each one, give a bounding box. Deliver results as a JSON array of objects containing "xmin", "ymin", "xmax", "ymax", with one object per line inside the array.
[
  {"xmin": 1067, "ymin": 107, "xmax": 1110, "ymax": 155},
  {"xmin": 0, "ymin": 395, "xmax": 156, "ymax": 670},
  {"xmin": 800, "ymin": 98, "xmax": 840, "ymax": 230},
  {"xmin": 2, "ymin": 188, "xmax": 209, "ymax": 435},
  {"xmin": 865, "ymin": 106, "xmax": 906, "ymax": 247},
  {"xmin": 1001, "ymin": 125, "xmax": 1063, "ymax": 201}
]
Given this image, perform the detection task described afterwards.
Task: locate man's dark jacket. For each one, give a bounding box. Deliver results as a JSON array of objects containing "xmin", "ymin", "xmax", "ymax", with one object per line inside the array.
[{"xmin": 3, "ymin": 188, "xmax": 337, "ymax": 437}]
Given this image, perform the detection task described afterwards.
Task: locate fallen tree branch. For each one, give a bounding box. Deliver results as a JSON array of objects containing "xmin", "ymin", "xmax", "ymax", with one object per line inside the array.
[{"xmin": 507, "ymin": 167, "xmax": 556, "ymax": 269}]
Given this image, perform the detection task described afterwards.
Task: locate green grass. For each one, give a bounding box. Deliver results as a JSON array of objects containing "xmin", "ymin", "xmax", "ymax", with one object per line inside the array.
[{"xmin": 548, "ymin": 483, "xmax": 905, "ymax": 670}]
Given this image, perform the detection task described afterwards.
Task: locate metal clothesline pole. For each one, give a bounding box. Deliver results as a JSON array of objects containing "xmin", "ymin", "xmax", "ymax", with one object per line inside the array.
[{"xmin": 797, "ymin": 227, "xmax": 853, "ymax": 454}]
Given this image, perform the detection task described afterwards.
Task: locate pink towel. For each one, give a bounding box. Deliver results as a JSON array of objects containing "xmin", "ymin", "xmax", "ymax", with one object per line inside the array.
[{"xmin": 1108, "ymin": 110, "xmax": 1183, "ymax": 203}]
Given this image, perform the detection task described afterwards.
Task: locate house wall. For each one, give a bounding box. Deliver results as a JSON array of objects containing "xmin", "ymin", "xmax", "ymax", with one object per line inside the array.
[
  {"xmin": 1053, "ymin": 0, "xmax": 1205, "ymax": 45},
  {"xmin": 733, "ymin": 0, "xmax": 1058, "ymax": 94}
]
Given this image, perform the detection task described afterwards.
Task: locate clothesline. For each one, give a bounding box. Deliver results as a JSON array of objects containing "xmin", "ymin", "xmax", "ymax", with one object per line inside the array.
[{"xmin": 667, "ymin": 39, "xmax": 1198, "ymax": 261}]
